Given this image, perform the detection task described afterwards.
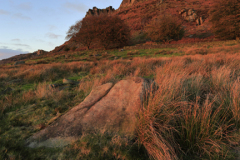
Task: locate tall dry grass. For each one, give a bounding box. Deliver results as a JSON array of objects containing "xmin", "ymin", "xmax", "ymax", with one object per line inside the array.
[
  {"xmin": 1, "ymin": 44, "xmax": 240, "ymax": 159},
  {"xmin": 137, "ymin": 53, "xmax": 240, "ymax": 159}
]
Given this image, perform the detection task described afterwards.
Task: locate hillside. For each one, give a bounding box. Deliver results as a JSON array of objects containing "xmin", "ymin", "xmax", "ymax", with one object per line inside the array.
[
  {"xmin": 1, "ymin": 40, "xmax": 240, "ymax": 159},
  {"xmin": 116, "ymin": 0, "xmax": 213, "ymax": 35},
  {"xmin": 47, "ymin": 0, "xmax": 215, "ymax": 54},
  {"xmin": 2, "ymin": 0, "xmax": 240, "ymax": 159},
  {"xmin": 0, "ymin": 0, "xmax": 215, "ymax": 65}
]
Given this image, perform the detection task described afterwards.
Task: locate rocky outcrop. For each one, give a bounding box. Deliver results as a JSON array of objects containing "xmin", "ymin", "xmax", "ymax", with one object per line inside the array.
[
  {"xmin": 86, "ymin": 6, "xmax": 115, "ymax": 17},
  {"xmin": 26, "ymin": 77, "xmax": 154, "ymax": 148},
  {"xmin": 37, "ymin": 50, "xmax": 48, "ymax": 56},
  {"xmin": 179, "ymin": 8, "xmax": 204, "ymax": 25}
]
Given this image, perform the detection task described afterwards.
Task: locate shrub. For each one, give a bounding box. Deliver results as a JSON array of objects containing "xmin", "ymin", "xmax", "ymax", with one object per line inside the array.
[
  {"xmin": 130, "ymin": 31, "xmax": 149, "ymax": 45},
  {"xmin": 66, "ymin": 16, "xmax": 97, "ymax": 50},
  {"xmin": 66, "ymin": 15, "xmax": 131, "ymax": 50},
  {"xmin": 64, "ymin": 46, "xmax": 70, "ymax": 52},
  {"xmin": 209, "ymin": 0, "xmax": 240, "ymax": 40},
  {"xmin": 145, "ymin": 15, "xmax": 184, "ymax": 43},
  {"xmin": 95, "ymin": 15, "xmax": 131, "ymax": 49}
]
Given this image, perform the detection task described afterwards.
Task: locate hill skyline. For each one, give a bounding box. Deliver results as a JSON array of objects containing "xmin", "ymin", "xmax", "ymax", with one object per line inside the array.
[{"xmin": 0, "ymin": 0, "xmax": 122, "ymax": 60}]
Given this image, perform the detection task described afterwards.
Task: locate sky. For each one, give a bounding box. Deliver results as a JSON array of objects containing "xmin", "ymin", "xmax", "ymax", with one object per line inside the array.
[{"xmin": 0, "ymin": 0, "xmax": 122, "ymax": 60}]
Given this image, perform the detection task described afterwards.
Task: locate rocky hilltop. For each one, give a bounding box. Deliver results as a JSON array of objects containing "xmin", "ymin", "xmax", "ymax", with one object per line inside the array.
[
  {"xmin": 49, "ymin": 0, "xmax": 215, "ymax": 53},
  {"xmin": 86, "ymin": 6, "xmax": 115, "ymax": 17},
  {"xmin": 84, "ymin": 0, "xmax": 214, "ymax": 36}
]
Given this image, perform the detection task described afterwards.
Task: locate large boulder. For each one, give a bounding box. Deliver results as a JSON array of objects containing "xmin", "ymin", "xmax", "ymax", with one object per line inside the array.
[{"xmin": 26, "ymin": 77, "xmax": 153, "ymax": 148}]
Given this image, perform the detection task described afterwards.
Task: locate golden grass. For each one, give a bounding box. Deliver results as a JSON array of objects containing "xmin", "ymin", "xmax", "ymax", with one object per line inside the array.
[
  {"xmin": 136, "ymin": 52, "xmax": 240, "ymax": 159},
  {"xmin": 35, "ymin": 82, "xmax": 53, "ymax": 99}
]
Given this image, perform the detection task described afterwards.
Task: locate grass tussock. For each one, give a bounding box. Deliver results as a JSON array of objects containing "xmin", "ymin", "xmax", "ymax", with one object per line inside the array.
[{"xmin": 137, "ymin": 53, "xmax": 240, "ymax": 159}]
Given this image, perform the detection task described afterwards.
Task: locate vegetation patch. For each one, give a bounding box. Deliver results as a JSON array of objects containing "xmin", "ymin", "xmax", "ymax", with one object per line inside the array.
[{"xmin": 1, "ymin": 41, "xmax": 240, "ymax": 159}]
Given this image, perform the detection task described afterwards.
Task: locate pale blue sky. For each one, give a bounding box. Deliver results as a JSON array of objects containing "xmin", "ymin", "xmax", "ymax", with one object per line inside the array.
[{"xmin": 0, "ymin": 0, "xmax": 122, "ymax": 60}]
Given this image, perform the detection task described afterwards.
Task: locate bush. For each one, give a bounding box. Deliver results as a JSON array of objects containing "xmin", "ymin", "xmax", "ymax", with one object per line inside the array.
[
  {"xmin": 64, "ymin": 46, "xmax": 70, "ymax": 52},
  {"xmin": 209, "ymin": 0, "xmax": 240, "ymax": 40},
  {"xmin": 145, "ymin": 15, "xmax": 184, "ymax": 43},
  {"xmin": 130, "ymin": 31, "xmax": 149, "ymax": 45},
  {"xmin": 94, "ymin": 15, "xmax": 131, "ymax": 49},
  {"xmin": 66, "ymin": 17, "xmax": 97, "ymax": 50},
  {"xmin": 66, "ymin": 15, "xmax": 131, "ymax": 50}
]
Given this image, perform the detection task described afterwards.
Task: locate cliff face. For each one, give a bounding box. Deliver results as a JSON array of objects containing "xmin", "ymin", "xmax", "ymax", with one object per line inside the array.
[{"xmin": 86, "ymin": 6, "xmax": 115, "ymax": 17}]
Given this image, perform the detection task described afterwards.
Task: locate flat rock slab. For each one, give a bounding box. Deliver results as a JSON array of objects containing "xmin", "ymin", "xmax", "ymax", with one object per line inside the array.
[{"xmin": 26, "ymin": 77, "xmax": 151, "ymax": 148}]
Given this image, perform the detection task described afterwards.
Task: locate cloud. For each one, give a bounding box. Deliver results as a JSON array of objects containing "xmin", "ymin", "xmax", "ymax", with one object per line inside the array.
[
  {"xmin": 48, "ymin": 25, "xmax": 57, "ymax": 31},
  {"xmin": 0, "ymin": 9, "xmax": 10, "ymax": 15},
  {"xmin": 11, "ymin": 39, "xmax": 21, "ymax": 42},
  {"xmin": 13, "ymin": 13, "xmax": 31, "ymax": 20},
  {"xmin": 0, "ymin": 42, "xmax": 30, "ymax": 49},
  {"xmin": 17, "ymin": 2, "xmax": 32, "ymax": 10},
  {"xmin": 13, "ymin": 43, "xmax": 30, "ymax": 48},
  {"xmin": 46, "ymin": 33, "xmax": 62, "ymax": 39},
  {"xmin": 63, "ymin": 2, "xmax": 88, "ymax": 13},
  {"xmin": 0, "ymin": 48, "xmax": 29, "ymax": 60}
]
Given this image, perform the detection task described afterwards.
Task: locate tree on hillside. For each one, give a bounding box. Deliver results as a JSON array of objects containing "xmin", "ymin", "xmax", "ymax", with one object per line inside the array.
[
  {"xmin": 66, "ymin": 16, "xmax": 97, "ymax": 50},
  {"xmin": 145, "ymin": 15, "xmax": 184, "ymax": 43},
  {"xmin": 209, "ymin": 0, "xmax": 240, "ymax": 40},
  {"xmin": 66, "ymin": 15, "xmax": 131, "ymax": 50},
  {"xmin": 94, "ymin": 15, "xmax": 131, "ymax": 49}
]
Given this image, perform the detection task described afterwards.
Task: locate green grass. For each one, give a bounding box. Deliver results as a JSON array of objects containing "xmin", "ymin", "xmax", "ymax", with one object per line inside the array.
[
  {"xmin": 63, "ymin": 133, "xmax": 149, "ymax": 160},
  {"xmin": 22, "ymin": 48, "xmax": 180, "ymax": 64},
  {"xmin": 0, "ymin": 86, "xmax": 86, "ymax": 159},
  {"xmin": 20, "ymin": 83, "xmax": 36, "ymax": 91}
]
